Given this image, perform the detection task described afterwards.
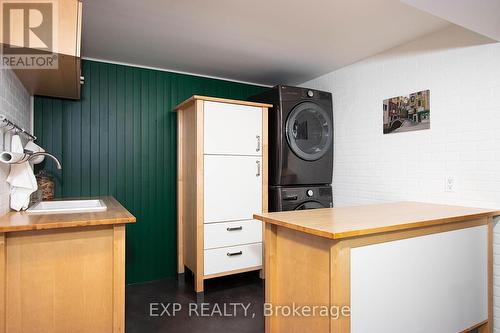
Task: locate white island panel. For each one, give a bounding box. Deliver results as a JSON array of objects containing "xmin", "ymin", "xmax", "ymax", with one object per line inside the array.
[{"xmin": 351, "ymin": 225, "xmax": 487, "ymax": 333}]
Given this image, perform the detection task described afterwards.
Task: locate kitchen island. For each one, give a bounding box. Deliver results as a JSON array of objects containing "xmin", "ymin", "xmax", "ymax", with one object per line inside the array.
[
  {"xmin": 0, "ymin": 196, "xmax": 135, "ymax": 333},
  {"xmin": 254, "ymin": 202, "xmax": 500, "ymax": 333}
]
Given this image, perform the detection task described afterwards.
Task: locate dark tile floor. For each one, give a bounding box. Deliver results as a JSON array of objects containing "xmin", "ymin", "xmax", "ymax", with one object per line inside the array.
[
  {"xmin": 126, "ymin": 271, "xmax": 264, "ymax": 333},
  {"xmin": 126, "ymin": 273, "xmax": 480, "ymax": 333}
]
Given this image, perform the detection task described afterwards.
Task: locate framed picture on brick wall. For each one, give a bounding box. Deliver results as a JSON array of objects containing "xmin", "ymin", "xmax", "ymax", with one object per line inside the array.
[{"xmin": 383, "ymin": 90, "xmax": 430, "ymax": 134}]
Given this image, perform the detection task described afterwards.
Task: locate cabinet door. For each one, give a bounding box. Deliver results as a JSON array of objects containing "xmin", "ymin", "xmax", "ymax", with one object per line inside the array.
[
  {"xmin": 204, "ymin": 155, "xmax": 262, "ymax": 223},
  {"xmin": 204, "ymin": 101, "xmax": 262, "ymax": 155}
]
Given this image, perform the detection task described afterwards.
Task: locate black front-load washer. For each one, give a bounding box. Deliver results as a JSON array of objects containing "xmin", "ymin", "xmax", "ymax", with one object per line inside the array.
[
  {"xmin": 269, "ymin": 185, "xmax": 333, "ymax": 212},
  {"xmin": 249, "ymin": 85, "xmax": 333, "ymax": 186}
]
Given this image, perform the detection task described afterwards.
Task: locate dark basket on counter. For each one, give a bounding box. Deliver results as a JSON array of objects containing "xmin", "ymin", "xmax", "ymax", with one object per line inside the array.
[{"xmin": 35, "ymin": 171, "xmax": 55, "ymax": 200}]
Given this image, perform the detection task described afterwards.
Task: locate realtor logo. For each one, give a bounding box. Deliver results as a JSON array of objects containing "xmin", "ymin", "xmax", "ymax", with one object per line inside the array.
[{"xmin": 1, "ymin": 0, "xmax": 58, "ymax": 69}]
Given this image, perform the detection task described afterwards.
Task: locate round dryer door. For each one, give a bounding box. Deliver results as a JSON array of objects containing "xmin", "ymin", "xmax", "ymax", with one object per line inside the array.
[
  {"xmin": 294, "ymin": 201, "xmax": 326, "ymax": 210},
  {"xmin": 285, "ymin": 102, "xmax": 333, "ymax": 161}
]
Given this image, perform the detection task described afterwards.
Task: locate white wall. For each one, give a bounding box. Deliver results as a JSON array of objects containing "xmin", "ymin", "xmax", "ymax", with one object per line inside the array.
[
  {"xmin": 301, "ymin": 25, "xmax": 500, "ymax": 330},
  {"xmin": 0, "ymin": 69, "xmax": 32, "ymax": 216}
]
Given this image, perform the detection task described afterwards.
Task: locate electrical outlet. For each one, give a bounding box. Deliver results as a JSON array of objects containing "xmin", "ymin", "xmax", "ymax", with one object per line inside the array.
[{"xmin": 445, "ymin": 176, "xmax": 456, "ymax": 192}]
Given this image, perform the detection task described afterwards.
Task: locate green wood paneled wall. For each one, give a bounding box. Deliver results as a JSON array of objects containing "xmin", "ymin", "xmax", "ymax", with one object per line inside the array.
[{"xmin": 34, "ymin": 60, "xmax": 266, "ymax": 284}]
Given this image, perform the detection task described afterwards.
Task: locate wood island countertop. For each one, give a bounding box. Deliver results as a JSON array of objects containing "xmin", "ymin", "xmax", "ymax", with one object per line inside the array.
[
  {"xmin": 0, "ymin": 196, "xmax": 136, "ymax": 233},
  {"xmin": 253, "ymin": 201, "xmax": 500, "ymax": 240}
]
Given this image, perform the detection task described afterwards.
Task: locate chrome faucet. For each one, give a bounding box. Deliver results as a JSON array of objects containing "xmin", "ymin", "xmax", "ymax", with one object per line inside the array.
[{"xmin": 28, "ymin": 152, "xmax": 62, "ymax": 169}]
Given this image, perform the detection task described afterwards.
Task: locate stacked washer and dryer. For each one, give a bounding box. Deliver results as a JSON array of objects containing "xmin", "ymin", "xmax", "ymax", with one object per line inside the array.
[{"xmin": 250, "ymin": 85, "xmax": 333, "ymax": 212}]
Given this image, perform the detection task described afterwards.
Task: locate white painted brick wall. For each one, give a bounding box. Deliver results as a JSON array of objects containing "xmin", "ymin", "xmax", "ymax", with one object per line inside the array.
[
  {"xmin": 301, "ymin": 25, "xmax": 500, "ymax": 331},
  {"xmin": 0, "ymin": 68, "xmax": 32, "ymax": 217}
]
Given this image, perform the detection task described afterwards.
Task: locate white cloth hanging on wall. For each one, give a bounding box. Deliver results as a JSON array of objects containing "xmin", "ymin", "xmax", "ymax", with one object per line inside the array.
[{"xmin": 6, "ymin": 135, "xmax": 38, "ymax": 211}]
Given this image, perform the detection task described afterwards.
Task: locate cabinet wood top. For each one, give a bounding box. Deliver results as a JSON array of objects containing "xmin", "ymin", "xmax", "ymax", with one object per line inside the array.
[
  {"xmin": 174, "ymin": 95, "xmax": 273, "ymax": 111},
  {"xmin": 0, "ymin": 196, "xmax": 136, "ymax": 233},
  {"xmin": 254, "ymin": 201, "xmax": 500, "ymax": 239}
]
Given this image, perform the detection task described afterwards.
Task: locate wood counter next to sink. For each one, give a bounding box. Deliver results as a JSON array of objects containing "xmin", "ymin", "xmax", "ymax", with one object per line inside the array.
[
  {"xmin": 254, "ymin": 202, "xmax": 500, "ymax": 333},
  {"xmin": 0, "ymin": 196, "xmax": 135, "ymax": 233},
  {"xmin": 0, "ymin": 196, "xmax": 136, "ymax": 333}
]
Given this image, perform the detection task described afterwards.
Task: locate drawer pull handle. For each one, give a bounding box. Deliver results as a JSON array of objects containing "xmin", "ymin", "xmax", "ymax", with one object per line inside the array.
[
  {"xmin": 256, "ymin": 135, "xmax": 261, "ymax": 152},
  {"xmin": 227, "ymin": 251, "xmax": 243, "ymax": 257},
  {"xmin": 227, "ymin": 226, "xmax": 243, "ymax": 231},
  {"xmin": 256, "ymin": 160, "xmax": 261, "ymax": 177}
]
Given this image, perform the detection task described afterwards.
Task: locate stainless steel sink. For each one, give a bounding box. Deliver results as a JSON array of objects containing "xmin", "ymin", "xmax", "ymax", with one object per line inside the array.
[{"xmin": 26, "ymin": 199, "xmax": 107, "ymax": 214}]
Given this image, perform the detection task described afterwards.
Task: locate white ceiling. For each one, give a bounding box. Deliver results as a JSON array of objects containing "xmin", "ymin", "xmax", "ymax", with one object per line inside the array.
[
  {"xmin": 402, "ymin": 0, "xmax": 500, "ymax": 41},
  {"xmin": 82, "ymin": 0, "xmax": 451, "ymax": 86}
]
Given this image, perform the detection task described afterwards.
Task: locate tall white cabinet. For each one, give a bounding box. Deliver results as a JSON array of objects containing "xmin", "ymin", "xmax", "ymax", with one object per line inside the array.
[{"xmin": 175, "ymin": 96, "xmax": 270, "ymax": 296}]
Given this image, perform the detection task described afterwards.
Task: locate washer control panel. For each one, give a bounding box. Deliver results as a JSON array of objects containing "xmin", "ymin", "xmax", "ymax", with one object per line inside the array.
[{"xmin": 271, "ymin": 185, "xmax": 333, "ymax": 212}]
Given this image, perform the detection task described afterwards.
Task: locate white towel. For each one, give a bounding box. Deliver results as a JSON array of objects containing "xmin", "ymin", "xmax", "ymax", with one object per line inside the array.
[{"xmin": 6, "ymin": 135, "xmax": 38, "ymax": 211}]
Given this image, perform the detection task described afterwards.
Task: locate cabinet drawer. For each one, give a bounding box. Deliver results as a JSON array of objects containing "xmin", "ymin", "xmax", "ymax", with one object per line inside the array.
[
  {"xmin": 204, "ymin": 243, "xmax": 262, "ymax": 276},
  {"xmin": 204, "ymin": 155, "xmax": 262, "ymax": 223},
  {"xmin": 204, "ymin": 101, "xmax": 262, "ymax": 155},
  {"xmin": 204, "ymin": 220, "xmax": 262, "ymax": 249}
]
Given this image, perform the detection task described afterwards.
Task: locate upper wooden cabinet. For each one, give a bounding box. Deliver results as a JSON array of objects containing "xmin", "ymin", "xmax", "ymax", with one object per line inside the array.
[
  {"xmin": 1, "ymin": 0, "xmax": 83, "ymax": 99},
  {"xmin": 55, "ymin": 0, "xmax": 83, "ymax": 57}
]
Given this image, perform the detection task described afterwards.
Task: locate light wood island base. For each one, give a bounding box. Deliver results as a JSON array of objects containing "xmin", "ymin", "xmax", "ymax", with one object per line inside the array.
[
  {"xmin": 0, "ymin": 197, "xmax": 135, "ymax": 333},
  {"xmin": 255, "ymin": 202, "xmax": 500, "ymax": 333}
]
